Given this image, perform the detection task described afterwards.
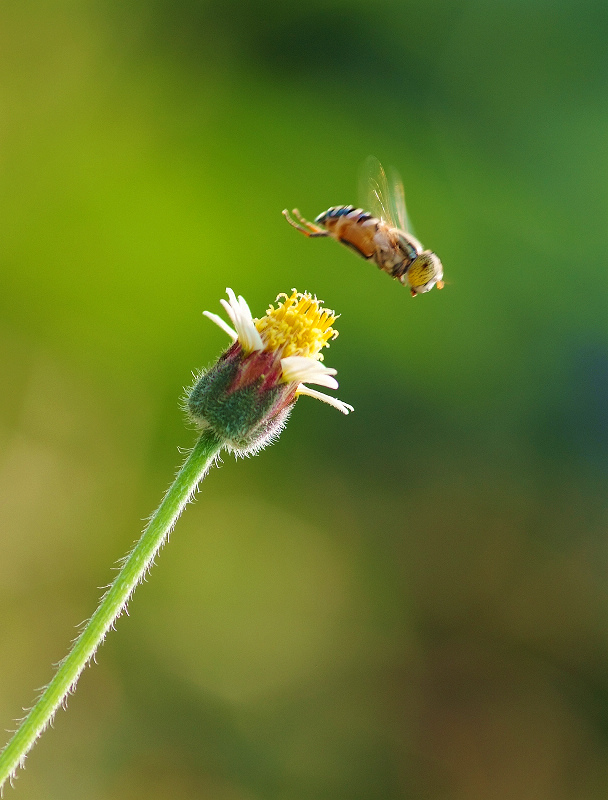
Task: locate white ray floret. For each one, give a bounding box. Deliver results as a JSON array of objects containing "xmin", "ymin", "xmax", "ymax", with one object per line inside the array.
[
  {"xmin": 202, "ymin": 311, "xmax": 237, "ymax": 341},
  {"xmin": 280, "ymin": 355, "xmax": 339, "ymax": 389},
  {"xmin": 218, "ymin": 288, "xmax": 264, "ymax": 353},
  {"xmin": 295, "ymin": 384, "xmax": 354, "ymax": 415}
]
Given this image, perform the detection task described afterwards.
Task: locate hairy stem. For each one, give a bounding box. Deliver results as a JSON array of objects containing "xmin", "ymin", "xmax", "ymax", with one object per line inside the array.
[{"xmin": 0, "ymin": 428, "xmax": 222, "ymax": 791}]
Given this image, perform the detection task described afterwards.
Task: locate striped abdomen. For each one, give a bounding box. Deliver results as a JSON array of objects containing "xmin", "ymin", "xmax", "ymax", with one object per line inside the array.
[
  {"xmin": 315, "ymin": 205, "xmax": 417, "ymax": 277},
  {"xmin": 315, "ymin": 206, "xmax": 380, "ymax": 261}
]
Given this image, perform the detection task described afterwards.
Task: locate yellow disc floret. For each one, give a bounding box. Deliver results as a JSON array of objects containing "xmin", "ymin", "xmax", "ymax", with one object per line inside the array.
[{"xmin": 255, "ymin": 290, "xmax": 338, "ymax": 360}]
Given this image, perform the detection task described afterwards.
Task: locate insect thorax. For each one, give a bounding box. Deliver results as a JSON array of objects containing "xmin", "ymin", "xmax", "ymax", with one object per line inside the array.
[{"xmin": 371, "ymin": 227, "xmax": 416, "ymax": 277}]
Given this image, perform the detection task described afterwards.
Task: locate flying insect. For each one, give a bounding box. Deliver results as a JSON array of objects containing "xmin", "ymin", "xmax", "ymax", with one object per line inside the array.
[{"xmin": 283, "ymin": 158, "xmax": 444, "ymax": 296}]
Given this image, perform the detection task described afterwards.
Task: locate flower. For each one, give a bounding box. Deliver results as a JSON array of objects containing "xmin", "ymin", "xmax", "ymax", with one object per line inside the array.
[{"xmin": 187, "ymin": 288, "xmax": 353, "ymax": 454}]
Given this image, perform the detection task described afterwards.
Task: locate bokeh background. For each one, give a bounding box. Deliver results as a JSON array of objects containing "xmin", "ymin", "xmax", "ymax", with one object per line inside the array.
[{"xmin": 1, "ymin": 0, "xmax": 607, "ymax": 798}]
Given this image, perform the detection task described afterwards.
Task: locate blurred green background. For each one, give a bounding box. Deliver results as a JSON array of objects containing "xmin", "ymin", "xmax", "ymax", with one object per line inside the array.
[{"xmin": 1, "ymin": 0, "xmax": 607, "ymax": 797}]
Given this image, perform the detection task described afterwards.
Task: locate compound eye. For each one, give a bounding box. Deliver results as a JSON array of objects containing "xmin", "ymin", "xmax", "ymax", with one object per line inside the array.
[{"xmin": 407, "ymin": 252, "xmax": 443, "ymax": 293}]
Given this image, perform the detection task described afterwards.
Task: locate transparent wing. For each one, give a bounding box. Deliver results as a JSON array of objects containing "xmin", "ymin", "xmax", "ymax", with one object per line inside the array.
[
  {"xmin": 387, "ymin": 166, "xmax": 411, "ymax": 233},
  {"xmin": 359, "ymin": 155, "xmax": 398, "ymax": 227}
]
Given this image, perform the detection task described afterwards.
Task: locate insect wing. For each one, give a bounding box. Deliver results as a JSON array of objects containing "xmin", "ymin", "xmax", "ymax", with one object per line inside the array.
[
  {"xmin": 388, "ymin": 164, "xmax": 421, "ymax": 243},
  {"xmin": 359, "ymin": 155, "xmax": 398, "ymax": 227},
  {"xmin": 387, "ymin": 166, "xmax": 411, "ymax": 233}
]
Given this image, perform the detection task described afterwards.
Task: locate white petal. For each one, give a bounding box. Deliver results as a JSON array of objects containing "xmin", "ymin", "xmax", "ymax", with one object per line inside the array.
[
  {"xmin": 221, "ymin": 288, "xmax": 264, "ymax": 352},
  {"xmin": 220, "ymin": 297, "xmax": 237, "ymax": 328},
  {"xmin": 202, "ymin": 311, "xmax": 237, "ymax": 341},
  {"xmin": 304, "ymin": 372, "xmax": 339, "ymax": 389},
  {"xmin": 281, "ymin": 355, "xmax": 338, "ymax": 388},
  {"xmin": 296, "ymin": 383, "xmax": 354, "ymax": 414},
  {"xmin": 225, "ymin": 287, "xmax": 239, "ymax": 309}
]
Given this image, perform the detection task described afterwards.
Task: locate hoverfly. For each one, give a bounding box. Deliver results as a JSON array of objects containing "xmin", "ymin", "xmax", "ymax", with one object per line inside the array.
[{"xmin": 283, "ymin": 157, "xmax": 444, "ymax": 296}]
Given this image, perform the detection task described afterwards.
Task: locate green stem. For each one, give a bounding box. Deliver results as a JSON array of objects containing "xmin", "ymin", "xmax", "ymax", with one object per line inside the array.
[{"xmin": 0, "ymin": 428, "xmax": 222, "ymax": 791}]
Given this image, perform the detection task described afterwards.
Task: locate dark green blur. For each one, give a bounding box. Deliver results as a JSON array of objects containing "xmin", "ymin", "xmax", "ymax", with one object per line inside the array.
[{"xmin": 0, "ymin": 1, "xmax": 607, "ymax": 798}]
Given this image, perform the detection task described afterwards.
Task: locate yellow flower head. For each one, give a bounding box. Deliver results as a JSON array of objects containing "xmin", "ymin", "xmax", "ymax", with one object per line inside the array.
[
  {"xmin": 255, "ymin": 291, "xmax": 338, "ymax": 361},
  {"xmin": 188, "ymin": 288, "xmax": 352, "ymax": 454}
]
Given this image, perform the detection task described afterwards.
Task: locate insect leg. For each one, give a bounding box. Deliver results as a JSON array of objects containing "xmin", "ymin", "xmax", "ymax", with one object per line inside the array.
[{"xmin": 282, "ymin": 209, "xmax": 329, "ymax": 238}]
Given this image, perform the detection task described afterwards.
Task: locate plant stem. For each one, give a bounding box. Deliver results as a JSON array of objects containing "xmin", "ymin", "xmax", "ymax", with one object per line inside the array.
[{"xmin": 0, "ymin": 428, "xmax": 222, "ymax": 791}]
